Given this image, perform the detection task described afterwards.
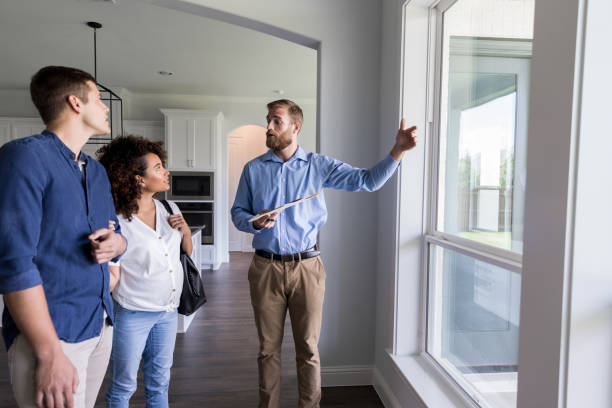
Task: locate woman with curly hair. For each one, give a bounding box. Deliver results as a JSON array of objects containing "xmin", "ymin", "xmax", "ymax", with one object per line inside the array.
[{"xmin": 97, "ymin": 135, "xmax": 192, "ymax": 407}]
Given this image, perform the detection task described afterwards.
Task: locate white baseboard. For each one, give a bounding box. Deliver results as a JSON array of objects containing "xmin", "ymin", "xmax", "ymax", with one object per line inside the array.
[
  {"xmin": 374, "ymin": 368, "xmax": 402, "ymax": 408},
  {"xmin": 321, "ymin": 365, "xmax": 373, "ymax": 387}
]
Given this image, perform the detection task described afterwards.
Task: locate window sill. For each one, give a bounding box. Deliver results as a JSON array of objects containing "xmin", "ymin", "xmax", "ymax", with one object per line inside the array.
[{"xmin": 387, "ymin": 351, "xmax": 478, "ymax": 408}]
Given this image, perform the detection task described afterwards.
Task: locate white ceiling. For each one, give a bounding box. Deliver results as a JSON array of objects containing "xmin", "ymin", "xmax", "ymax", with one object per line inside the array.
[{"xmin": 0, "ymin": 0, "xmax": 317, "ymax": 98}]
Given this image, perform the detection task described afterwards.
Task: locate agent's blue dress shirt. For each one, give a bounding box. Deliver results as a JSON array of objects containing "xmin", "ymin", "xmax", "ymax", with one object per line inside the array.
[
  {"xmin": 231, "ymin": 147, "xmax": 400, "ymax": 255},
  {"xmin": 0, "ymin": 130, "xmax": 122, "ymax": 350}
]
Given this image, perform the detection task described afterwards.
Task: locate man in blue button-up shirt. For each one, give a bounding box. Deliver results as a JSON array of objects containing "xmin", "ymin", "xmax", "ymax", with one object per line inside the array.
[
  {"xmin": 231, "ymin": 99, "xmax": 417, "ymax": 407},
  {"xmin": 0, "ymin": 66, "xmax": 127, "ymax": 408}
]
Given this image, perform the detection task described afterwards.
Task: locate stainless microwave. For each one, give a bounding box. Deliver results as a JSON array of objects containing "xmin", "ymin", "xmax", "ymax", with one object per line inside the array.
[{"xmin": 167, "ymin": 171, "xmax": 214, "ymax": 201}]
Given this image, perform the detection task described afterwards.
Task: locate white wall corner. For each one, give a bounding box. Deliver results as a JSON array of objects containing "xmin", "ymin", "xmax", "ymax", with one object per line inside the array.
[{"xmin": 374, "ymin": 368, "xmax": 403, "ymax": 408}]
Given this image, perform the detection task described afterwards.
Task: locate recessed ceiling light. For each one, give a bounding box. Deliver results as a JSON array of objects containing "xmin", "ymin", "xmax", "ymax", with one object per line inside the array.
[
  {"xmin": 158, "ymin": 70, "xmax": 174, "ymax": 76},
  {"xmin": 272, "ymin": 89, "xmax": 285, "ymax": 95}
]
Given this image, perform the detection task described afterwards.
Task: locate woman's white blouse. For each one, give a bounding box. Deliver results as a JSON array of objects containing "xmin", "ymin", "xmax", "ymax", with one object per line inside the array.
[{"xmin": 112, "ymin": 199, "xmax": 184, "ymax": 312}]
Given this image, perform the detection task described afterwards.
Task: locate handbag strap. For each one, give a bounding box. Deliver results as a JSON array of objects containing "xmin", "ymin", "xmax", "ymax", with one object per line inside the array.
[
  {"xmin": 160, "ymin": 199, "xmax": 174, "ymax": 215},
  {"xmin": 161, "ymin": 199, "xmax": 189, "ymax": 256}
]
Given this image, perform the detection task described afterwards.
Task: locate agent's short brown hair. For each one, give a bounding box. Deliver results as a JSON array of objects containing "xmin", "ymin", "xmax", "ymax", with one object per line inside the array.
[
  {"xmin": 97, "ymin": 135, "xmax": 168, "ymax": 220},
  {"xmin": 267, "ymin": 99, "xmax": 303, "ymax": 126},
  {"xmin": 30, "ymin": 66, "xmax": 96, "ymax": 124}
]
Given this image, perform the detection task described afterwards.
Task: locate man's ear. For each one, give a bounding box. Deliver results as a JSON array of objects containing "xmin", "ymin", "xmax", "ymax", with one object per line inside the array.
[
  {"xmin": 294, "ymin": 121, "xmax": 302, "ymax": 134},
  {"xmin": 66, "ymin": 95, "xmax": 81, "ymax": 114}
]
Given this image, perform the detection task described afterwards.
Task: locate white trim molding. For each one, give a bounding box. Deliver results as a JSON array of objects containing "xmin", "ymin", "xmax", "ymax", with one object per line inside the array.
[
  {"xmin": 320, "ymin": 365, "xmax": 373, "ymax": 387},
  {"xmin": 373, "ymin": 368, "xmax": 404, "ymax": 408}
]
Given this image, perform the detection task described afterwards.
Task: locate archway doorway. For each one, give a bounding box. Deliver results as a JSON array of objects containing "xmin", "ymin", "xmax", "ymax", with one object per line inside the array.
[{"xmin": 227, "ymin": 125, "xmax": 268, "ymax": 251}]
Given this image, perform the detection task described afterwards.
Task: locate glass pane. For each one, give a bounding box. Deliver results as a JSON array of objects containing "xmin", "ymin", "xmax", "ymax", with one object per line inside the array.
[
  {"xmin": 436, "ymin": 0, "xmax": 535, "ymax": 253},
  {"xmin": 427, "ymin": 244, "xmax": 521, "ymax": 408}
]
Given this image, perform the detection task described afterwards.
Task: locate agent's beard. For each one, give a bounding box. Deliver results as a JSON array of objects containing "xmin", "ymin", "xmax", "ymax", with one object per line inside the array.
[{"xmin": 266, "ymin": 130, "xmax": 292, "ymax": 151}]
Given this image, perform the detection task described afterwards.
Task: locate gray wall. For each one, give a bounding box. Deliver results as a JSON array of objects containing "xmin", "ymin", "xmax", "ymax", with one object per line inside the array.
[{"xmin": 164, "ymin": 0, "xmax": 384, "ymax": 370}]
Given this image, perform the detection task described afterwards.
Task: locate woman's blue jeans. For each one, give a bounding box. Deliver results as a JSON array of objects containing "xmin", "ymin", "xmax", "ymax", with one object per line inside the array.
[{"xmin": 106, "ymin": 303, "xmax": 178, "ymax": 408}]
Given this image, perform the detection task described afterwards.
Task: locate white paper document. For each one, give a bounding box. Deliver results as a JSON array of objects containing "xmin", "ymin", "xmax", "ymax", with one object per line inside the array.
[{"xmin": 248, "ymin": 192, "xmax": 321, "ymax": 222}]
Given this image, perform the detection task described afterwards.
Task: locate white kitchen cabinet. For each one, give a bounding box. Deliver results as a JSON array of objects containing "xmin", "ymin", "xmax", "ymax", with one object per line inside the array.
[
  {"xmin": 0, "ymin": 117, "xmax": 164, "ymax": 154},
  {"xmin": 160, "ymin": 109, "xmax": 223, "ymax": 171},
  {"xmin": 0, "ymin": 117, "xmax": 44, "ymax": 147},
  {"xmin": 0, "ymin": 120, "xmax": 12, "ymax": 146},
  {"xmin": 123, "ymin": 120, "xmax": 164, "ymax": 143},
  {"xmin": 201, "ymin": 245, "xmax": 215, "ymax": 269},
  {"xmin": 161, "ymin": 108, "xmax": 228, "ymax": 271},
  {"xmin": 190, "ymin": 228, "xmax": 203, "ymax": 274},
  {"xmin": 13, "ymin": 119, "xmax": 45, "ymax": 140},
  {"xmin": 80, "ymin": 120, "xmax": 164, "ymax": 158}
]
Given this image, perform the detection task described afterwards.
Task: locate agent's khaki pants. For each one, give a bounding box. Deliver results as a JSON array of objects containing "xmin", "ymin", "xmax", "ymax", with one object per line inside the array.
[
  {"xmin": 7, "ymin": 317, "xmax": 113, "ymax": 408},
  {"xmin": 248, "ymin": 254, "xmax": 326, "ymax": 408}
]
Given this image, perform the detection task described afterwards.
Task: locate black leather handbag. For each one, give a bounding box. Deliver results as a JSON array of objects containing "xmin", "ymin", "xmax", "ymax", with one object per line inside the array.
[{"xmin": 161, "ymin": 200, "xmax": 207, "ymax": 315}]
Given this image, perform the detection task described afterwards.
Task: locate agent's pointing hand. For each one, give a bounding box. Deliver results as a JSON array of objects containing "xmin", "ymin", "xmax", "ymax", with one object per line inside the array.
[{"xmin": 390, "ymin": 118, "xmax": 418, "ymax": 161}]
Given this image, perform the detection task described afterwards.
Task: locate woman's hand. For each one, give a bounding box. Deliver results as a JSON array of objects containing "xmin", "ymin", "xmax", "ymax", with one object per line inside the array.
[
  {"xmin": 168, "ymin": 214, "xmax": 190, "ymax": 236},
  {"xmin": 169, "ymin": 214, "xmax": 193, "ymax": 256}
]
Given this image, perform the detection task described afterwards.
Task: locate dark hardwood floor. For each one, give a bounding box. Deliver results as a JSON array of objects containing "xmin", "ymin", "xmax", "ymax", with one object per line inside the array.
[{"xmin": 0, "ymin": 252, "xmax": 383, "ymax": 407}]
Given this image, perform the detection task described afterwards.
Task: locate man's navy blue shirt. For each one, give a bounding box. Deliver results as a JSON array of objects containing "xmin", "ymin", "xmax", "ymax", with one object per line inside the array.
[{"xmin": 0, "ymin": 130, "xmax": 122, "ymax": 350}]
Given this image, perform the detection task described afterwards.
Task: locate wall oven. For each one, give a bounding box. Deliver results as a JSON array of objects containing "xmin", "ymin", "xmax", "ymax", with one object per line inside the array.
[
  {"xmin": 175, "ymin": 201, "xmax": 214, "ymax": 244},
  {"xmin": 167, "ymin": 171, "xmax": 214, "ymax": 201}
]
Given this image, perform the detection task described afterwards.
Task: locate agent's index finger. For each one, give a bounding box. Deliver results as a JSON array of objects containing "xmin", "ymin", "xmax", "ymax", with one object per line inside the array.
[{"xmin": 400, "ymin": 118, "xmax": 406, "ymax": 130}]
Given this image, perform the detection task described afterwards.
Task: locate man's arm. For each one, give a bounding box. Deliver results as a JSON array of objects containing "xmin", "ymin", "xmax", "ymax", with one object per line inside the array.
[
  {"xmin": 4, "ymin": 287, "xmax": 78, "ymax": 408},
  {"xmin": 89, "ymin": 228, "xmax": 126, "ymax": 264},
  {"xmin": 89, "ymin": 182, "xmax": 127, "ymax": 265},
  {"xmin": 0, "ymin": 143, "xmax": 78, "ymax": 408},
  {"xmin": 323, "ymin": 119, "xmax": 418, "ymax": 192},
  {"xmin": 230, "ymin": 165, "xmax": 265, "ymax": 234}
]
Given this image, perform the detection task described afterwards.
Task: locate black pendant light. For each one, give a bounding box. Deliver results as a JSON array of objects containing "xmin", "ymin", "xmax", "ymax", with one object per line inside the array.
[{"xmin": 86, "ymin": 21, "xmax": 123, "ymax": 144}]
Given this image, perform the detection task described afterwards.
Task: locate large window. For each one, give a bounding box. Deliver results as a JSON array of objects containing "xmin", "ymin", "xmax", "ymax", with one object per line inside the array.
[{"xmin": 425, "ymin": 0, "xmax": 534, "ymax": 407}]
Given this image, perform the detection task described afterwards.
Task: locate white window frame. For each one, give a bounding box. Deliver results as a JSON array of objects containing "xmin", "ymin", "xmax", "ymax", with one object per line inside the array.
[
  {"xmin": 413, "ymin": 0, "xmax": 527, "ymax": 406},
  {"xmin": 425, "ymin": 0, "xmax": 525, "ymax": 269},
  {"xmin": 387, "ymin": 0, "xmax": 586, "ymax": 407}
]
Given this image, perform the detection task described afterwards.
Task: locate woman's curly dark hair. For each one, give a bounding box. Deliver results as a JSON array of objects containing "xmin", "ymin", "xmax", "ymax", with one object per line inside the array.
[{"xmin": 97, "ymin": 135, "xmax": 167, "ymax": 221}]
